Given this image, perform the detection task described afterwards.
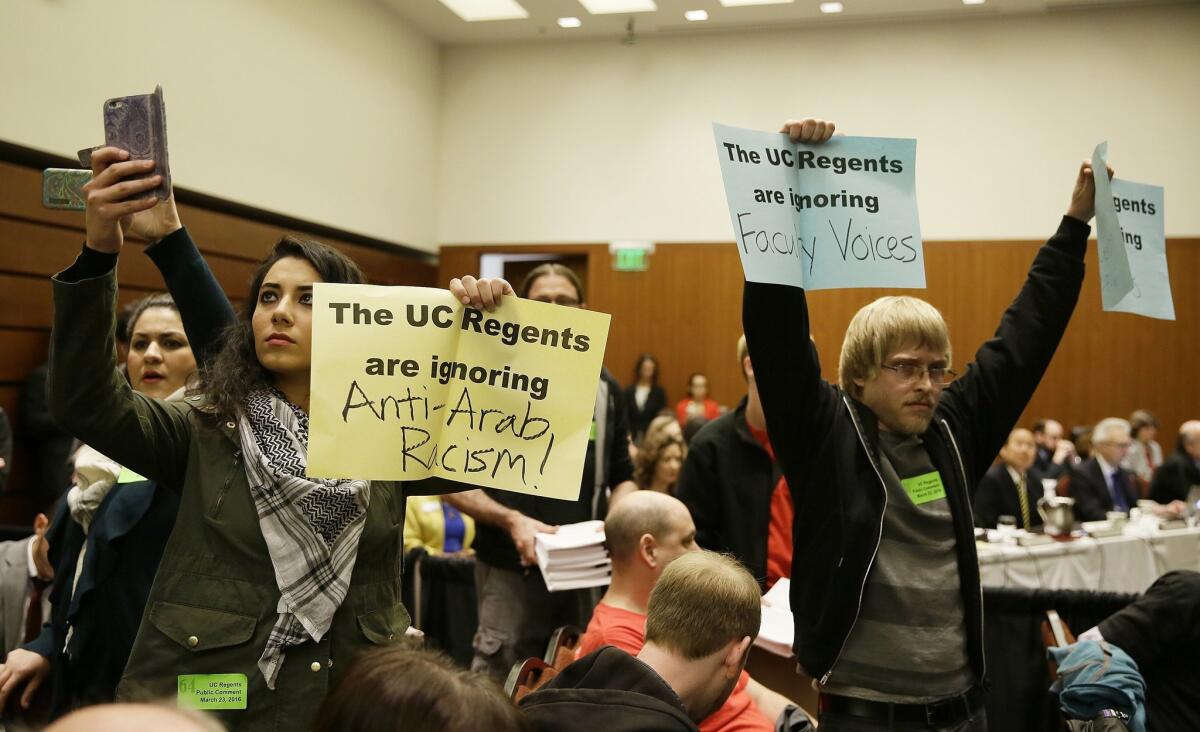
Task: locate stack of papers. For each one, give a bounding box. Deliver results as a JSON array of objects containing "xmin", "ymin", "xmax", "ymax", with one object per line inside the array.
[
  {"xmin": 535, "ymin": 520, "xmax": 611, "ymax": 592},
  {"xmin": 755, "ymin": 578, "xmax": 795, "ymax": 657}
]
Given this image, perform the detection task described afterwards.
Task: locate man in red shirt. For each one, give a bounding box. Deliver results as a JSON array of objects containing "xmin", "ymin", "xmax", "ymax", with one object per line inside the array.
[{"xmin": 581, "ymin": 490, "xmax": 811, "ymax": 731}]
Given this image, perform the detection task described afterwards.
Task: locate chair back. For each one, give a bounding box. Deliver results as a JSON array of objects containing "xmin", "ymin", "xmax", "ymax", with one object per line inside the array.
[
  {"xmin": 1040, "ymin": 608, "xmax": 1077, "ymax": 678},
  {"xmin": 544, "ymin": 625, "xmax": 583, "ymax": 670},
  {"xmin": 505, "ymin": 657, "xmax": 558, "ymax": 704}
]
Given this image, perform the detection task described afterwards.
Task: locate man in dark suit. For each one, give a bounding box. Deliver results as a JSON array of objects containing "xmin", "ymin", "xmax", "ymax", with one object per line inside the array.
[
  {"xmin": 1066, "ymin": 417, "xmax": 1141, "ymax": 522},
  {"xmin": 1149, "ymin": 420, "xmax": 1200, "ymax": 505},
  {"xmin": 974, "ymin": 428, "xmax": 1045, "ymax": 530},
  {"xmin": 1032, "ymin": 418, "xmax": 1076, "ymax": 479}
]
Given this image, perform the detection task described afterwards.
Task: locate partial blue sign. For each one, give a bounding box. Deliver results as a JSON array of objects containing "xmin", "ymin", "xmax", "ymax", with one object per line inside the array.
[
  {"xmin": 1106, "ymin": 178, "xmax": 1173, "ymax": 320},
  {"xmin": 714, "ymin": 123, "xmax": 924, "ymax": 290},
  {"xmin": 1092, "ymin": 142, "xmax": 1135, "ymax": 309}
]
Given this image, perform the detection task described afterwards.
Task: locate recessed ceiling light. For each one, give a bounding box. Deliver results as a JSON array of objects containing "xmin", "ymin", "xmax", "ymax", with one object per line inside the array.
[
  {"xmin": 962, "ymin": 0, "xmax": 986, "ymax": 4},
  {"xmin": 819, "ymin": 2, "xmax": 844, "ymax": 13},
  {"xmin": 719, "ymin": 0, "xmax": 793, "ymax": 6},
  {"xmin": 558, "ymin": 16, "xmax": 582, "ymax": 27},
  {"xmin": 438, "ymin": 0, "xmax": 529, "ymax": 22},
  {"xmin": 685, "ymin": 9, "xmax": 709, "ymax": 20},
  {"xmin": 578, "ymin": 0, "xmax": 657, "ymax": 14}
]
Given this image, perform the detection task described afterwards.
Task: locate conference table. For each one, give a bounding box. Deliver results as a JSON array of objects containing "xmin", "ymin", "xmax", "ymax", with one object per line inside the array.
[{"xmin": 976, "ymin": 525, "xmax": 1200, "ymax": 593}]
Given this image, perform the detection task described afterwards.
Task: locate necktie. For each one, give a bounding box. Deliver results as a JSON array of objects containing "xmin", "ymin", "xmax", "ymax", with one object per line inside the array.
[
  {"xmin": 1016, "ymin": 474, "xmax": 1032, "ymax": 531},
  {"xmin": 23, "ymin": 578, "xmax": 50, "ymax": 643},
  {"xmin": 1110, "ymin": 470, "xmax": 1131, "ymax": 512}
]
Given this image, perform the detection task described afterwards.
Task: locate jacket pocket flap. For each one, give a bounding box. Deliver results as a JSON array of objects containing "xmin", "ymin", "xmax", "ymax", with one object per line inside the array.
[
  {"xmin": 149, "ymin": 601, "xmax": 257, "ymax": 652},
  {"xmin": 357, "ymin": 604, "xmax": 410, "ymax": 645}
]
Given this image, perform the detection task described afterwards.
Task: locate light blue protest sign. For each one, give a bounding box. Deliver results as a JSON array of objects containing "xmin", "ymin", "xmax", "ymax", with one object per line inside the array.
[
  {"xmin": 714, "ymin": 123, "xmax": 924, "ymax": 290},
  {"xmin": 1092, "ymin": 142, "xmax": 1135, "ymax": 309},
  {"xmin": 1106, "ymin": 179, "xmax": 1173, "ymax": 320}
]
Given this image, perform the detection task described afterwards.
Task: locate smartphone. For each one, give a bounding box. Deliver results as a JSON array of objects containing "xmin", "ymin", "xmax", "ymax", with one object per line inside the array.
[
  {"xmin": 42, "ymin": 169, "xmax": 91, "ymax": 210},
  {"xmin": 102, "ymin": 84, "xmax": 171, "ymax": 200}
]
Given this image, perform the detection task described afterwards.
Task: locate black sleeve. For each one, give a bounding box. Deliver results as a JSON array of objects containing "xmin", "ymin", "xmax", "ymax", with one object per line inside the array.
[
  {"xmin": 742, "ymin": 282, "xmax": 839, "ymax": 503},
  {"xmin": 675, "ymin": 434, "xmax": 721, "ymax": 550},
  {"xmin": 1067, "ymin": 468, "xmax": 1107, "ymax": 522},
  {"xmin": 1099, "ymin": 570, "xmax": 1200, "ymax": 672},
  {"xmin": 0, "ymin": 408, "xmax": 11, "ymax": 491},
  {"xmin": 606, "ymin": 377, "xmax": 635, "ymax": 487},
  {"xmin": 58, "ymin": 244, "xmax": 118, "ymax": 283},
  {"xmin": 937, "ymin": 216, "xmax": 1089, "ymax": 484},
  {"xmin": 972, "ymin": 473, "xmax": 1002, "ymax": 529},
  {"xmin": 144, "ymin": 227, "xmax": 237, "ymax": 368}
]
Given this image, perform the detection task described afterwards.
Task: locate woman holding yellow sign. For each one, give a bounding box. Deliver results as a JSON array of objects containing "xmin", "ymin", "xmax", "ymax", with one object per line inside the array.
[{"xmin": 40, "ymin": 147, "xmax": 470, "ymax": 731}]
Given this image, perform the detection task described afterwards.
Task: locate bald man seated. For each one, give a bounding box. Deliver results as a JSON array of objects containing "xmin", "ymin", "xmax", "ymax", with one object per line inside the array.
[
  {"xmin": 1149, "ymin": 420, "xmax": 1200, "ymax": 506},
  {"xmin": 973, "ymin": 428, "xmax": 1046, "ymax": 530},
  {"xmin": 575, "ymin": 491, "xmax": 805, "ymax": 732},
  {"xmin": 47, "ymin": 703, "xmax": 223, "ymax": 732},
  {"xmin": 521, "ymin": 550, "xmax": 792, "ymax": 732}
]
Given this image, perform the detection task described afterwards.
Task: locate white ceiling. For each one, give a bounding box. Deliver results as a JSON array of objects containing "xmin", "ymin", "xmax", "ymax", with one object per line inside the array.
[{"xmin": 378, "ymin": 0, "xmax": 1176, "ymax": 45}]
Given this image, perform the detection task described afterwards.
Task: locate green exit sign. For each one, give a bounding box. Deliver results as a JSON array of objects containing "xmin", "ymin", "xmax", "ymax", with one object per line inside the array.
[{"xmin": 614, "ymin": 247, "xmax": 649, "ymax": 271}]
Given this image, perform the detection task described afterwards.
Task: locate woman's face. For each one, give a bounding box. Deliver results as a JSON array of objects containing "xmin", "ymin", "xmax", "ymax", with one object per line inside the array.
[
  {"xmin": 689, "ymin": 375, "xmax": 708, "ymax": 400},
  {"xmin": 127, "ymin": 307, "xmax": 196, "ymax": 399},
  {"xmin": 252, "ymin": 256, "xmax": 323, "ymax": 378},
  {"xmin": 638, "ymin": 358, "xmax": 656, "ymax": 382},
  {"xmin": 653, "ymin": 443, "xmax": 684, "ymax": 490}
]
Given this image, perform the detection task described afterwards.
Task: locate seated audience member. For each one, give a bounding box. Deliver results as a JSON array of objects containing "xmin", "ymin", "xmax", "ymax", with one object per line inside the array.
[
  {"xmin": 1123, "ymin": 409, "xmax": 1163, "ymax": 484},
  {"xmin": 1149, "ymin": 420, "xmax": 1200, "ymax": 505},
  {"xmin": 973, "ymin": 428, "xmax": 1045, "ymax": 530},
  {"xmin": 312, "ymin": 644, "xmax": 528, "ymax": 732},
  {"xmin": 634, "ymin": 414, "xmax": 684, "ymax": 461},
  {"xmin": 634, "ymin": 434, "xmax": 685, "ymax": 494},
  {"xmin": 522, "ymin": 551, "xmax": 779, "ymax": 732},
  {"xmin": 678, "ymin": 335, "xmax": 790, "ymax": 589},
  {"xmin": 1078, "ymin": 570, "xmax": 1200, "ymax": 732},
  {"xmin": 675, "ymin": 373, "xmax": 720, "ymax": 426},
  {"xmin": 577, "ymin": 491, "xmax": 804, "ymax": 731},
  {"xmin": 682, "ymin": 415, "xmax": 709, "ymax": 446},
  {"xmin": 46, "ymin": 703, "xmax": 224, "ymax": 732},
  {"xmin": 1072, "ymin": 424, "xmax": 1094, "ymax": 462},
  {"xmin": 0, "ymin": 514, "xmax": 52, "ymax": 660},
  {"xmin": 625, "ymin": 353, "xmax": 668, "ymax": 445},
  {"xmin": 405, "ymin": 495, "xmax": 475, "ymax": 554},
  {"xmin": 1065, "ymin": 418, "xmax": 1144, "ymax": 522},
  {"xmin": 0, "ymin": 196, "xmax": 234, "ymax": 719},
  {"xmin": 1032, "ymin": 418, "xmax": 1076, "ymax": 478}
]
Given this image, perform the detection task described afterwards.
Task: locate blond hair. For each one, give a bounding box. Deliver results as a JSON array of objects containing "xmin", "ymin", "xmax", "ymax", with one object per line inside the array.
[
  {"xmin": 644, "ymin": 552, "xmax": 760, "ymax": 659},
  {"xmin": 737, "ymin": 334, "xmax": 749, "ymax": 381},
  {"xmin": 838, "ymin": 296, "xmax": 951, "ymax": 398}
]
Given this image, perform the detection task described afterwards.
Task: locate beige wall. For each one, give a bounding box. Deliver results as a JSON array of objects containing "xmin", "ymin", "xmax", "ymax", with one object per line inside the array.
[
  {"xmin": 437, "ymin": 4, "xmax": 1200, "ymax": 245},
  {"xmin": 0, "ymin": 0, "xmax": 441, "ymax": 252}
]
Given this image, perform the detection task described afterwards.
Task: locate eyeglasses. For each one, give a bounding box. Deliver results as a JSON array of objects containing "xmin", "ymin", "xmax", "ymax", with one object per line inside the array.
[
  {"xmin": 532, "ymin": 296, "xmax": 581, "ymax": 307},
  {"xmin": 879, "ymin": 362, "xmax": 957, "ymax": 385}
]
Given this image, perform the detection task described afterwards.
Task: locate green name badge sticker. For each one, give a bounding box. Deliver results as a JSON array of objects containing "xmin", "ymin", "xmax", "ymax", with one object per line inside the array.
[
  {"xmin": 900, "ymin": 471, "xmax": 947, "ymax": 506},
  {"xmin": 177, "ymin": 673, "xmax": 248, "ymax": 710}
]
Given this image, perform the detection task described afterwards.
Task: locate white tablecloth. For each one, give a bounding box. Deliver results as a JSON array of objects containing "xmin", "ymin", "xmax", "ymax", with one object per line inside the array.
[{"xmin": 977, "ymin": 526, "xmax": 1200, "ymax": 593}]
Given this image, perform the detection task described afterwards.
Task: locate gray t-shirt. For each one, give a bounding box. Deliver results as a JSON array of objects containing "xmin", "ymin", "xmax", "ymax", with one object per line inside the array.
[{"xmin": 823, "ymin": 429, "xmax": 974, "ymax": 703}]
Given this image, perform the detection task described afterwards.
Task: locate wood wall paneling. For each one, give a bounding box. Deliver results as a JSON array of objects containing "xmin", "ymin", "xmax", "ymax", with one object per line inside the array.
[
  {"xmin": 0, "ymin": 158, "xmax": 436, "ymax": 523},
  {"xmin": 439, "ymin": 237, "xmax": 1199, "ymax": 453}
]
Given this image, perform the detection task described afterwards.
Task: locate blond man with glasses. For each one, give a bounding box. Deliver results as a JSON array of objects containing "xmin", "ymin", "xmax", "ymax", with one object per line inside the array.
[{"xmin": 743, "ymin": 116, "xmax": 1110, "ymax": 731}]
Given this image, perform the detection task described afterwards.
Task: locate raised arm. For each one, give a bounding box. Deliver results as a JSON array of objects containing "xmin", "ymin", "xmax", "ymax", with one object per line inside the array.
[
  {"xmin": 49, "ymin": 148, "xmax": 192, "ymax": 486},
  {"xmin": 742, "ymin": 118, "xmax": 841, "ymax": 497},
  {"xmin": 938, "ymin": 161, "xmax": 1103, "ymax": 482}
]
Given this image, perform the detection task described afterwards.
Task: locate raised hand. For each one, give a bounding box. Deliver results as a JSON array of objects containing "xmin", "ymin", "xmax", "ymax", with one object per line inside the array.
[
  {"xmin": 507, "ymin": 513, "xmax": 557, "ymax": 566},
  {"xmin": 449, "ymin": 275, "xmax": 514, "ymax": 313},
  {"xmin": 83, "ymin": 146, "xmax": 162, "ymax": 253},
  {"xmin": 779, "ymin": 118, "xmax": 836, "ymax": 145},
  {"xmin": 1066, "ymin": 159, "xmax": 1115, "ymax": 224}
]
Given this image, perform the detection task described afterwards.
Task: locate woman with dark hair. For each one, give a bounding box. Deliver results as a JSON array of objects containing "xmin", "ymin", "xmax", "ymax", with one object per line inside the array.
[
  {"xmin": 312, "ymin": 644, "xmax": 529, "ymax": 732},
  {"xmin": 42, "ymin": 148, "xmax": 456, "ymax": 730},
  {"xmin": 0, "ymin": 164, "xmax": 234, "ymax": 719},
  {"xmin": 624, "ymin": 353, "xmax": 667, "ymax": 444},
  {"xmin": 675, "ymin": 372, "xmax": 720, "ymax": 427}
]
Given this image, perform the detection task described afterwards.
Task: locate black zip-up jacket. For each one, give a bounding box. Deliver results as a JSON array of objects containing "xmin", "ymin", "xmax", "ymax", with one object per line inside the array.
[{"xmin": 743, "ymin": 216, "xmax": 1089, "ymax": 687}]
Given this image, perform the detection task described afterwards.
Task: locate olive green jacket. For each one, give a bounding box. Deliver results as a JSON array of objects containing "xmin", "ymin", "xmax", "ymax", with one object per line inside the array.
[{"xmin": 51, "ymin": 267, "xmax": 410, "ymax": 731}]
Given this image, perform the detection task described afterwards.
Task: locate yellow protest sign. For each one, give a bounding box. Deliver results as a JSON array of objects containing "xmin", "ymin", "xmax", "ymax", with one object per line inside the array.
[{"xmin": 307, "ymin": 285, "xmax": 611, "ymax": 502}]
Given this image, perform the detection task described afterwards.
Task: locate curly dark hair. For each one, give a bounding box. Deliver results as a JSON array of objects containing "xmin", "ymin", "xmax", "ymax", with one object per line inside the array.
[{"xmin": 201, "ymin": 235, "xmax": 364, "ymax": 417}]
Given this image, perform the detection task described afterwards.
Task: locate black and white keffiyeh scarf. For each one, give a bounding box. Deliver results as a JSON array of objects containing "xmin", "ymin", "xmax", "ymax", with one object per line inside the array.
[{"xmin": 237, "ymin": 388, "xmax": 369, "ymax": 689}]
